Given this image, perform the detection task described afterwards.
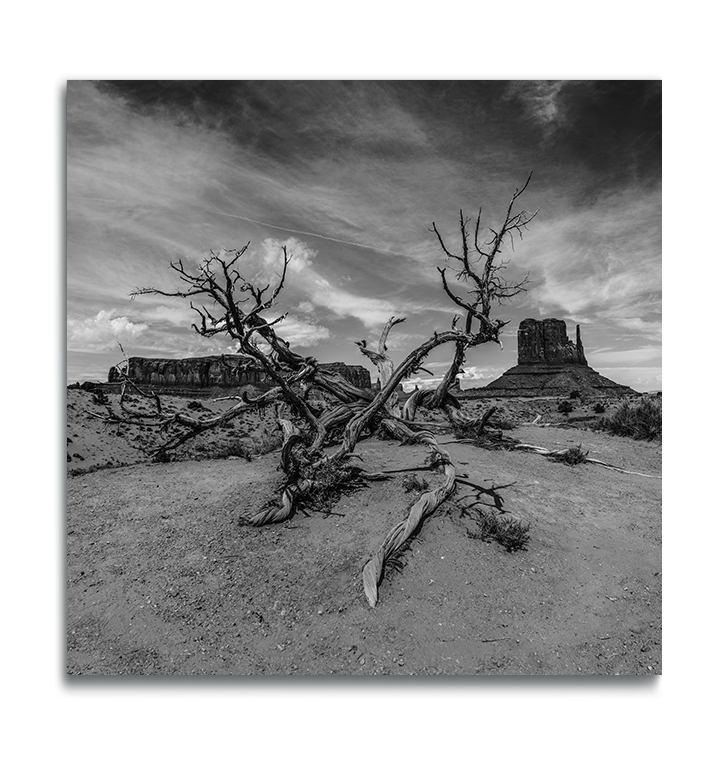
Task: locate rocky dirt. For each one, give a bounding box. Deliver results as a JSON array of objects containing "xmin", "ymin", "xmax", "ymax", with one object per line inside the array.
[{"xmin": 66, "ymin": 390, "xmax": 661, "ymax": 675}]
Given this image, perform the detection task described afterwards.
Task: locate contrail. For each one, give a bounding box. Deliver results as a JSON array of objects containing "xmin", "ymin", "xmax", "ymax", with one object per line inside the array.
[
  {"xmin": 68, "ymin": 194, "xmax": 423, "ymax": 260},
  {"xmin": 199, "ymin": 207, "xmax": 420, "ymax": 260}
]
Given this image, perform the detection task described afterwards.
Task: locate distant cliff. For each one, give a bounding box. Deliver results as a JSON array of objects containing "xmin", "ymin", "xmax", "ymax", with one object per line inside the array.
[{"xmin": 108, "ymin": 355, "xmax": 372, "ymax": 392}]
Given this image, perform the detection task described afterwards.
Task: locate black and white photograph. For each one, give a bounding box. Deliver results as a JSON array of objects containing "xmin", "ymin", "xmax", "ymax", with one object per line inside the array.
[{"xmin": 66, "ymin": 79, "xmax": 661, "ymax": 676}]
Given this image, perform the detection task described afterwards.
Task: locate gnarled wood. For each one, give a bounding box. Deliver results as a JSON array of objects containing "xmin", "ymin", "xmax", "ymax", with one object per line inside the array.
[{"xmin": 362, "ymin": 430, "xmax": 456, "ymax": 607}]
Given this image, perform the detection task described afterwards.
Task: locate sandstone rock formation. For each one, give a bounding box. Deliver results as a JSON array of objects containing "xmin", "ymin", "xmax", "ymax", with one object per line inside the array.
[
  {"xmin": 471, "ymin": 318, "xmax": 636, "ymax": 398},
  {"xmin": 108, "ymin": 355, "xmax": 372, "ymax": 394},
  {"xmin": 518, "ymin": 318, "xmax": 587, "ymax": 366}
]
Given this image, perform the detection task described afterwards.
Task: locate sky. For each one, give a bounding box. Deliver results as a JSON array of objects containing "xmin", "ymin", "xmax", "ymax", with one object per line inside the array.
[{"xmin": 66, "ymin": 80, "xmax": 661, "ymax": 391}]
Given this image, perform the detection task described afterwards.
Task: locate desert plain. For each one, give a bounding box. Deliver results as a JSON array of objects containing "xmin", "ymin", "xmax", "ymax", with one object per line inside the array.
[{"xmin": 66, "ymin": 388, "xmax": 661, "ymax": 676}]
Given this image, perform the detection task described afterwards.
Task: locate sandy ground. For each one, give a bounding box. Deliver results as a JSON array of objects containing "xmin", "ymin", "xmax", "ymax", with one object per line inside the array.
[{"xmin": 66, "ymin": 390, "xmax": 661, "ymax": 675}]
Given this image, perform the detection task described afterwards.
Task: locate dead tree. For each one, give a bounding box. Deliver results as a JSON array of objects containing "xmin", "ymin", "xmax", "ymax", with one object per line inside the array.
[
  {"xmin": 425, "ymin": 173, "xmax": 536, "ymax": 413},
  {"xmin": 106, "ymin": 177, "xmax": 536, "ymax": 606}
]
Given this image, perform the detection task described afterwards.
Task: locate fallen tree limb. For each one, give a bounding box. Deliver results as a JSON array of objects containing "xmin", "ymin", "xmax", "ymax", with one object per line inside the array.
[{"xmin": 514, "ymin": 443, "xmax": 661, "ymax": 478}]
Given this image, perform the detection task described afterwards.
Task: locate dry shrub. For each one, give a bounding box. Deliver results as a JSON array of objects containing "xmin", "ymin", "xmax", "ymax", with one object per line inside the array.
[
  {"xmin": 551, "ymin": 445, "xmax": 588, "ymax": 466},
  {"xmin": 596, "ymin": 395, "xmax": 661, "ymax": 441},
  {"xmin": 487, "ymin": 415, "xmax": 518, "ymax": 430},
  {"xmin": 401, "ymin": 473, "xmax": 429, "ymax": 493},
  {"xmin": 557, "ymin": 400, "xmax": 574, "ymax": 415},
  {"xmin": 453, "ymin": 423, "xmax": 519, "ymax": 450},
  {"xmin": 464, "ymin": 508, "xmax": 530, "ymax": 552}
]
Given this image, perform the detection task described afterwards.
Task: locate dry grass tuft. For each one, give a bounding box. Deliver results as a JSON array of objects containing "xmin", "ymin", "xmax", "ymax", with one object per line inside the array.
[
  {"xmin": 551, "ymin": 445, "xmax": 588, "ymax": 466},
  {"xmin": 463, "ymin": 508, "xmax": 530, "ymax": 552}
]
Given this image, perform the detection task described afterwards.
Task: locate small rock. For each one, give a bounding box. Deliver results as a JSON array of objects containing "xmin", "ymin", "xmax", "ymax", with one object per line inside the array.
[{"xmin": 358, "ymin": 656, "xmax": 366, "ymax": 665}]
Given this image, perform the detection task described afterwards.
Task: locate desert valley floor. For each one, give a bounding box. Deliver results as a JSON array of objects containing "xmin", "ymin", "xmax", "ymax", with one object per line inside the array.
[{"xmin": 66, "ymin": 390, "xmax": 661, "ymax": 675}]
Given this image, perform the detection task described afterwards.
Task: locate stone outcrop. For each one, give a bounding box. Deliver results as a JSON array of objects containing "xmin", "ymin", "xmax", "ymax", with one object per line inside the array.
[
  {"xmin": 471, "ymin": 318, "xmax": 636, "ymax": 398},
  {"xmin": 518, "ymin": 318, "xmax": 587, "ymax": 366},
  {"xmin": 107, "ymin": 355, "xmax": 372, "ymax": 394}
]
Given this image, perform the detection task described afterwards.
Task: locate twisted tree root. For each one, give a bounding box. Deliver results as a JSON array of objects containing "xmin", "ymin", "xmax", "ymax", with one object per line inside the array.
[
  {"xmin": 362, "ymin": 431, "xmax": 456, "ymax": 607},
  {"xmin": 240, "ymin": 479, "xmax": 313, "ymax": 526}
]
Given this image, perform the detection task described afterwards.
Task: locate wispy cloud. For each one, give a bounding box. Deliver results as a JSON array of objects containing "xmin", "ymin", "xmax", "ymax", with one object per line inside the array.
[
  {"xmin": 588, "ymin": 346, "xmax": 661, "ymax": 367},
  {"xmin": 513, "ymin": 186, "xmax": 661, "ymax": 328},
  {"xmin": 506, "ymin": 81, "xmax": 568, "ymax": 134}
]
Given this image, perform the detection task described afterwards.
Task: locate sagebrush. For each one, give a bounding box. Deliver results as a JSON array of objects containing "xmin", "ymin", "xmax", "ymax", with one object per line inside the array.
[{"xmin": 596, "ymin": 395, "xmax": 661, "ymax": 441}]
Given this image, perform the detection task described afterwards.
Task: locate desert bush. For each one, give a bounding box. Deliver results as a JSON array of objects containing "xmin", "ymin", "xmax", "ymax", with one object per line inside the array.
[
  {"xmin": 557, "ymin": 400, "xmax": 574, "ymax": 415},
  {"xmin": 92, "ymin": 389, "xmax": 109, "ymax": 405},
  {"xmin": 464, "ymin": 508, "xmax": 530, "ymax": 552},
  {"xmin": 551, "ymin": 445, "xmax": 588, "ymax": 466},
  {"xmin": 593, "ymin": 403, "xmax": 606, "ymax": 413},
  {"xmin": 569, "ymin": 390, "xmax": 581, "ymax": 399},
  {"xmin": 401, "ymin": 473, "xmax": 429, "ymax": 493},
  {"xmin": 187, "ymin": 400, "xmax": 205, "ymax": 411},
  {"xmin": 453, "ymin": 422, "xmax": 519, "ymax": 450},
  {"xmin": 596, "ymin": 396, "xmax": 662, "ymax": 441}
]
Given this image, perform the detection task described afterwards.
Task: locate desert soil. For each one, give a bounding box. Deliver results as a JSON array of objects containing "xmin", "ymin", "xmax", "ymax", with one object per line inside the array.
[{"xmin": 66, "ymin": 390, "xmax": 661, "ymax": 675}]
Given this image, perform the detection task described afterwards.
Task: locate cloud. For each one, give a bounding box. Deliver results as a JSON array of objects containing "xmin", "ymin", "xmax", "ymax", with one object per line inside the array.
[
  {"xmin": 506, "ymin": 81, "xmax": 567, "ymax": 133},
  {"xmin": 130, "ymin": 304, "xmax": 193, "ymax": 327},
  {"xmin": 274, "ymin": 316, "xmax": 331, "ymax": 348},
  {"xmin": 513, "ymin": 186, "xmax": 661, "ymax": 332},
  {"xmin": 67, "ymin": 309, "xmax": 148, "ymax": 352},
  {"xmin": 595, "ymin": 366, "xmax": 662, "ymax": 389},
  {"xmin": 258, "ymin": 236, "xmax": 403, "ymax": 329},
  {"xmin": 610, "ymin": 317, "xmax": 662, "ymax": 340},
  {"xmin": 588, "ymin": 346, "xmax": 661, "ymax": 367}
]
